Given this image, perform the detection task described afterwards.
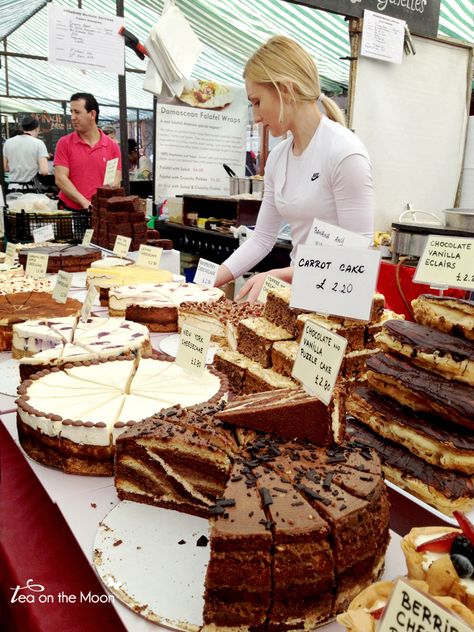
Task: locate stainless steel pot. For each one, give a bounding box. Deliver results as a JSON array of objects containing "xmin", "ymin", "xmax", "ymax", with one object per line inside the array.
[
  {"xmin": 229, "ymin": 176, "xmax": 239, "ymax": 195},
  {"xmin": 443, "ymin": 208, "xmax": 474, "ymax": 231},
  {"xmin": 238, "ymin": 177, "xmax": 251, "ymax": 194}
]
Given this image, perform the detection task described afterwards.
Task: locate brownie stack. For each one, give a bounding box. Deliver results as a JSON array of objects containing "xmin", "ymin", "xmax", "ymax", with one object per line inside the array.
[
  {"xmin": 91, "ymin": 186, "xmax": 147, "ymax": 251},
  {"xmin": 347, "ymin": 293, "xmax": 474, "ymax": 516}
]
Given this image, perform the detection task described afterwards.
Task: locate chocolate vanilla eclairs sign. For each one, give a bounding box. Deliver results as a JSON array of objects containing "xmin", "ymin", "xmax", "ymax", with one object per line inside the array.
[{"xmin": 284, "ymin": 0, "xmax": 441, "ymax": 37}]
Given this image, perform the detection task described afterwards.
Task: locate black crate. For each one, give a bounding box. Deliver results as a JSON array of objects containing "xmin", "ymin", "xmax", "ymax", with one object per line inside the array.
[{"xmin": 4, "ymin": 209, "xmax": 91, "ymax": 244}]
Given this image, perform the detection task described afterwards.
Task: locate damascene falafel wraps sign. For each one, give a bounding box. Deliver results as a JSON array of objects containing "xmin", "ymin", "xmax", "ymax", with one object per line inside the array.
[{"xmin": 155, "ymin": 81, "xmax": 247, "ymax": 198}]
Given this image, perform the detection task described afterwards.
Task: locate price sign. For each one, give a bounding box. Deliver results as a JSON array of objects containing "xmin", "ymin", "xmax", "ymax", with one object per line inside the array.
[
  {"xmin": 81, "ymin": 284, "xmax": 98, "ymax": 322},
  {"xmin": 414, "ymin": 235, "xmax": 474, "ymax": 291},
  {"xmin": 291, "ymin": 245, "xmax": 381, "ymax": 321},
  {"xmin": 378, "ymin": 579, "xmax": 472, "ymax": 632},
  {"xmin": 25, "ymin": 253, "xmax": 49, "ymax": 278},
  {"xmin": 305, "ymin": 218, "xmax": 371, "ymax": 249},
  {"xmin": 5, "ymin": 242, "xmax": 16, "ymax": 267},
  {"xmin": 257, "ymin": 274, "xmax": 291, "ymax": 303},
  {"xmin": 292, "ymin": 319, "xmax": 347, "ymax": 405},
  {"xmin": 175, "ymin": 324, "xmax": 211, "ymax": 376},
  {"xmin": 137, "ymin": 244, "xmax": 163, "ymax": 270},
  {"xmin": 33, "ymin": 224, "xmax": 55, "ymax": 243},
  {"xmin": 103, "ymin": 158, "xmax": 119, "ymax": 185},
  {"xmin": 113, "ymin": 235, "xmax": 131, "ymax": 258},
  {"xmin": 194, "ymin": 258, "xmax": 219, "ymax": 286},
  {"xmin": 52, "ymin": 270, "xmax": 73, "ymax": 303},
  {"xmin": 81, "ymin": 228, "xmax": 94, "ymax": 247}
]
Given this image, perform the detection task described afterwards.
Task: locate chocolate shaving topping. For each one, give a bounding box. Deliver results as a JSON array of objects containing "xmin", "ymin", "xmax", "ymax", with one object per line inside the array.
[
  {"xmin": 291, "ymin": 501, "xmax": 304, "ymax": 507},
  {"xmin": 260, "ymin": 487, "xmax": 273, "ymax": 507},
  {"xmin": 323, "ymin": 472, "xmax": 334, "ymax": 490},
  {"xmin": 297, "ymin": 484, "xmax": 332, "ymax": 505},
  {"xmin": 178, "ymin": 539, "xmax": 186, "ymax": 545},
  {"xmin": 196, "ymin": 535, "xmax": 208, "ymax": 547},
  {"xmin": 273, "ymin": 487, "xmax": 288, "ymax": 494}
]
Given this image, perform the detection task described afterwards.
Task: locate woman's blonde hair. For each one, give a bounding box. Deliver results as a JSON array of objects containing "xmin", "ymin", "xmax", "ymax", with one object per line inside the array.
[{"xmin": 244, "ymin": 35, "xmax": 346, "ymax": 127}]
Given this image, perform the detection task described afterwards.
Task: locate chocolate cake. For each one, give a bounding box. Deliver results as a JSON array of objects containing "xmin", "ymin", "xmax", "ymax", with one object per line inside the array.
[
  {"xmin": 216, "ymin": 386, "xmax": 345, "ymax": 445},
  {"xmin": 375, "ymin": 319, "xmax": 474, "ymax": 383},
  {"xmin": 347, "ymin": 387, "xmax": 474, "ymax": 474},
  {"xmin": 366, "ymin": 353, "xmax": 474, "ymax": 430},
  {"xmin": 18, "ymin": 244, "xmax": 101, "ymax": 273},
  {"xmin": 91, "ymin": 191, "xmax": 147, "ymax": 251},
  {"xmin": 296, "ymin": 312, "xmax": 365, "ymax": 352},
  {"xmin": 0, "ymin": 292, "xmax": 82, "ymax": 352},
  {"xmin": 412, "ymin": 294, "xmax": 474, "ymax": 341},
  {"xmin": 16, "ymin": 354, "xmax": 228, "ymax": 475},
  {"xmin": 237, "ymin": 316, "xmax": 294, "ymax": 368},
  {"xmin": 115, "ymin": 403, "xmax": 237, "ymax": 517},
  {"xmin": 214, "ymin": 348, "xmax": 296, "ymax": 395},
  {"xmin": 346, "ymin": 419, "xmax": 474, "ymax": 515},
  {"xmin": 114, "ymin": 406, "xmax": 390, "ymax": 629},
  {"xmin": 271, "ymin": 340, "xmax": 298, "ymax": 377},
  {"xmin": 264, "ymin": 286, "xmax": 307, "ymax": 336}
]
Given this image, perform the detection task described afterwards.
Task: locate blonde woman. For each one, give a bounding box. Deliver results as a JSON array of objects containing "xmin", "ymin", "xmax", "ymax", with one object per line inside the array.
[{"xmin": 215, "ymin": 35, "xmax": 374, "ymax": 301}]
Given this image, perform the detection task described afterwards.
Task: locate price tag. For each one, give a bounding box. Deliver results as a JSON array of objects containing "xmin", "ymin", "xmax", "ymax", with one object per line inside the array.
[
  {"xmin": 305, "ymin": 219, "xmax": 371, "ymax": 249},
  {"xmin": 378, "ymin": 578, "xmax": 472, "ymax": 632},
  {"xmin": 103, "ymin": 157, "xmax": 119, "ymax": 185},
  {"xmin": 291, "ymin": 245, "xmax": 381, "ymax": 321},
  {"xmin": 25, "ymin": 253, "xmax": 49, "ymax": 278},
  {"xmin": 414, "ymin": 235, "xmax": 474, "ymax": 291},
  {"xmin": 113, "ymin": 235, "xmax": 131, "ymax": 258},
  {"xmin": 175, "ymin": 324, "xmax": 211, "ymax": 376},
  {"xmin": 81, "ymin": 284, "xmax": 98, "ymax": 322},
  {"xmin": 137, "ymin": 244, "xmax": 163, "ymax": 270},
  {"xmin": 81, "ymin": 228, "xmax": 94, "ymax": 247},
  {"xmin": 292, "ymin": 319, "xmax": 347, "ymax": 405},
  {"xmin": 193, "ymin": 258, "xmax": 219, "ymax": 286},
  {"xmin": 33, "ymin": 224, "xmax": 55, "ymax": 243},
  {"xmin": 52, "ymin": 270, "xmax": 73, "ymax": 303},
  {"xmin": 257, "ymin": 274, "xmax": 291, "ymax": 303},
  {"xmin": 5, "ymin": 242, "xmax": 16, "ymax": 267}
]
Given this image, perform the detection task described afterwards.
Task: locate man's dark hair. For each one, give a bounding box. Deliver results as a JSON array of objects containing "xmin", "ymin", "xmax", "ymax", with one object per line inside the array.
[
  {"xmin": 70, "ymin": 92, "xmax": 100, "ymax": 123},
  {"xmin": 21, "ymin": 115, "xmax": 39, "ymax": 132}
]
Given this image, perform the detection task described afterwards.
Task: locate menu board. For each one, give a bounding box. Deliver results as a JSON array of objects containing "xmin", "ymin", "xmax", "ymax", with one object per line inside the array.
[{"xmin": 155, "ymin": 82, "xmax": 247, "ymax": 198}]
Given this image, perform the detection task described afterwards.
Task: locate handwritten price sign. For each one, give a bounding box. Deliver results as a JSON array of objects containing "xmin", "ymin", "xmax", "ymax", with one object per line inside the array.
[
  {"xmin": 175, "ymin": 324, "xmax": 211, "ymax": 376},
  {"xmin": 194, "ymin": 258, "xmax": 219, "ymax": 287},
  {"xmin": 291, "ymin": 245, "xmax": 381, "ymax": 321},
  {"xmin": 292, "ymin": 318, "xmax": 347, "ymax": 405},
  {"xmin": 414, "ymin": 235, "xmax": 474, "ymax": 290}
]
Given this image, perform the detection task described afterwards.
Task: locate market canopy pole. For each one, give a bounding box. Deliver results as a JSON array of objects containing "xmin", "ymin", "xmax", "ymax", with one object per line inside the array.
[{"xmin": 117, "ymin": 0, "xmax": 129, "ymax": 196}]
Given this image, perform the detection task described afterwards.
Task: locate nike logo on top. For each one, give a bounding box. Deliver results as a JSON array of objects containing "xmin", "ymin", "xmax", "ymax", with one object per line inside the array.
[{"xmin": 311, "ymin": 173, "xmax": 319, "ymax": 181}]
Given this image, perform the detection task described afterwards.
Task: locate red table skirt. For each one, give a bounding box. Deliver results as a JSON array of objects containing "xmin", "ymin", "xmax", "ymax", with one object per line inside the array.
[
  {"xmin": 377, "ymin": 260, "xmax": 468, "ymax": 320},
  {"xmin": 0, "ymin": 422, "xmax": 126, "ymax": 632}
]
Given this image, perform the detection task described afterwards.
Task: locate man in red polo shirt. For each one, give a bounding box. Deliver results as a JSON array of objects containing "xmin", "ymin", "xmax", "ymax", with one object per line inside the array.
[{"xmin": 54, "ymin": 92, "xmax": 122, "ymax": 209}]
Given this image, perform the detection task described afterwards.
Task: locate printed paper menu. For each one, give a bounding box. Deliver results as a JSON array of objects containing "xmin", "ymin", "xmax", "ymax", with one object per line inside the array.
[{"xmin": 414, "ymin": 235, "xmax": 474, "ymax": 290}]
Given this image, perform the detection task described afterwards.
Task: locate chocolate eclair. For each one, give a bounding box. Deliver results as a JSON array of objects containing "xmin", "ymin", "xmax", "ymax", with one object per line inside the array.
[{"xmin": 412, "ymin": 294, "xmax": 474, "ymax": 342}]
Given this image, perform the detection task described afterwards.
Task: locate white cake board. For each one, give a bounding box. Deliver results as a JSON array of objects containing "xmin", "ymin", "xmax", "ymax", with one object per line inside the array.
[{"xmin": 93, "ymin": 500, "xmax": 405, "ymax": 631}]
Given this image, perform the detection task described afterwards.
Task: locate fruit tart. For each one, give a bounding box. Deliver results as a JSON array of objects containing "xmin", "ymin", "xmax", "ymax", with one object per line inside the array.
[
  {"xmin": 336, "ymin": 579, "xmax": 474, "ymax": 631},
  {"xmin": 401, "ymin": 511, "xmax": 474, "ymax": 610}
]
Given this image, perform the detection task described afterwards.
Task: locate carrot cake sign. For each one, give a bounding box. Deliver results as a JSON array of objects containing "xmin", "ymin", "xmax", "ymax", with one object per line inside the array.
[{"xmin": 155, "ymin": 80, "xmax": 247, "ymax": 198}]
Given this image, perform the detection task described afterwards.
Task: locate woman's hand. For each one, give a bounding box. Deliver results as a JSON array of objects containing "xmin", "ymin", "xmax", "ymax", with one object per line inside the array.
[
  {"xmin": 235, "ymin": 272, "xmax": 268, "ymax": 302},
  {"xmin": 236, "ymin": 267, "xmax": 293, "ymax": 302}
]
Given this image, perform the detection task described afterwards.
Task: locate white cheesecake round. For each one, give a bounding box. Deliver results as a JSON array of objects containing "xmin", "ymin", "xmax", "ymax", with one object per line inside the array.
[{"xmin": 16, "ymin": 354, "xmax": 228, "ymax": 476}]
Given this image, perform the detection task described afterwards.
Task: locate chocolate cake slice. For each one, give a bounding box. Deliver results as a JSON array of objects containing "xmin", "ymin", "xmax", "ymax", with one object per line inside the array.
[
  {"xmin": 216, "ymin": 386, "xmax": 346, "ymax": 446},
  {"xmin": 18, "ymin": 244, "xmax": 101, "ymax": 273},
  {"xmin": 237, "ymin": 316, "xmax": 294, "ymax": 368},
  {"xmin": 203, "ymin": 461, "xmax": 273, "ymax": 630},
  {"xmin": 346, "ymin": 418, "xmax": 474, "ymax": 516},
  {"xmin": 115, "ymin": 403, "xmax": 236, "ymax": 517},
  {"xmin": 366, "ymin": 353, "xmax": 474, "ymax": 431},
  {"xmin": 412, "ymin": 294, "xmax": 474, "ymax": 341},
  {"xmin": 376, "ymin": 319, "xmax": 474, "ymax": 383},
  {"xmin": 347, "ymin": 386, "xmax": 474, "ymax": 474},
  {"xmin": 255, "ymin": 470, "xmax": 335, "ymax": 629}
]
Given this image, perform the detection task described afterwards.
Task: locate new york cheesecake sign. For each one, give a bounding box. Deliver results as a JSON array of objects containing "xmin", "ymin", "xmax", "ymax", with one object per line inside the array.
[{"xmin": 284, "ymin": 0, "xmax": 440, "ymax": 37}]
